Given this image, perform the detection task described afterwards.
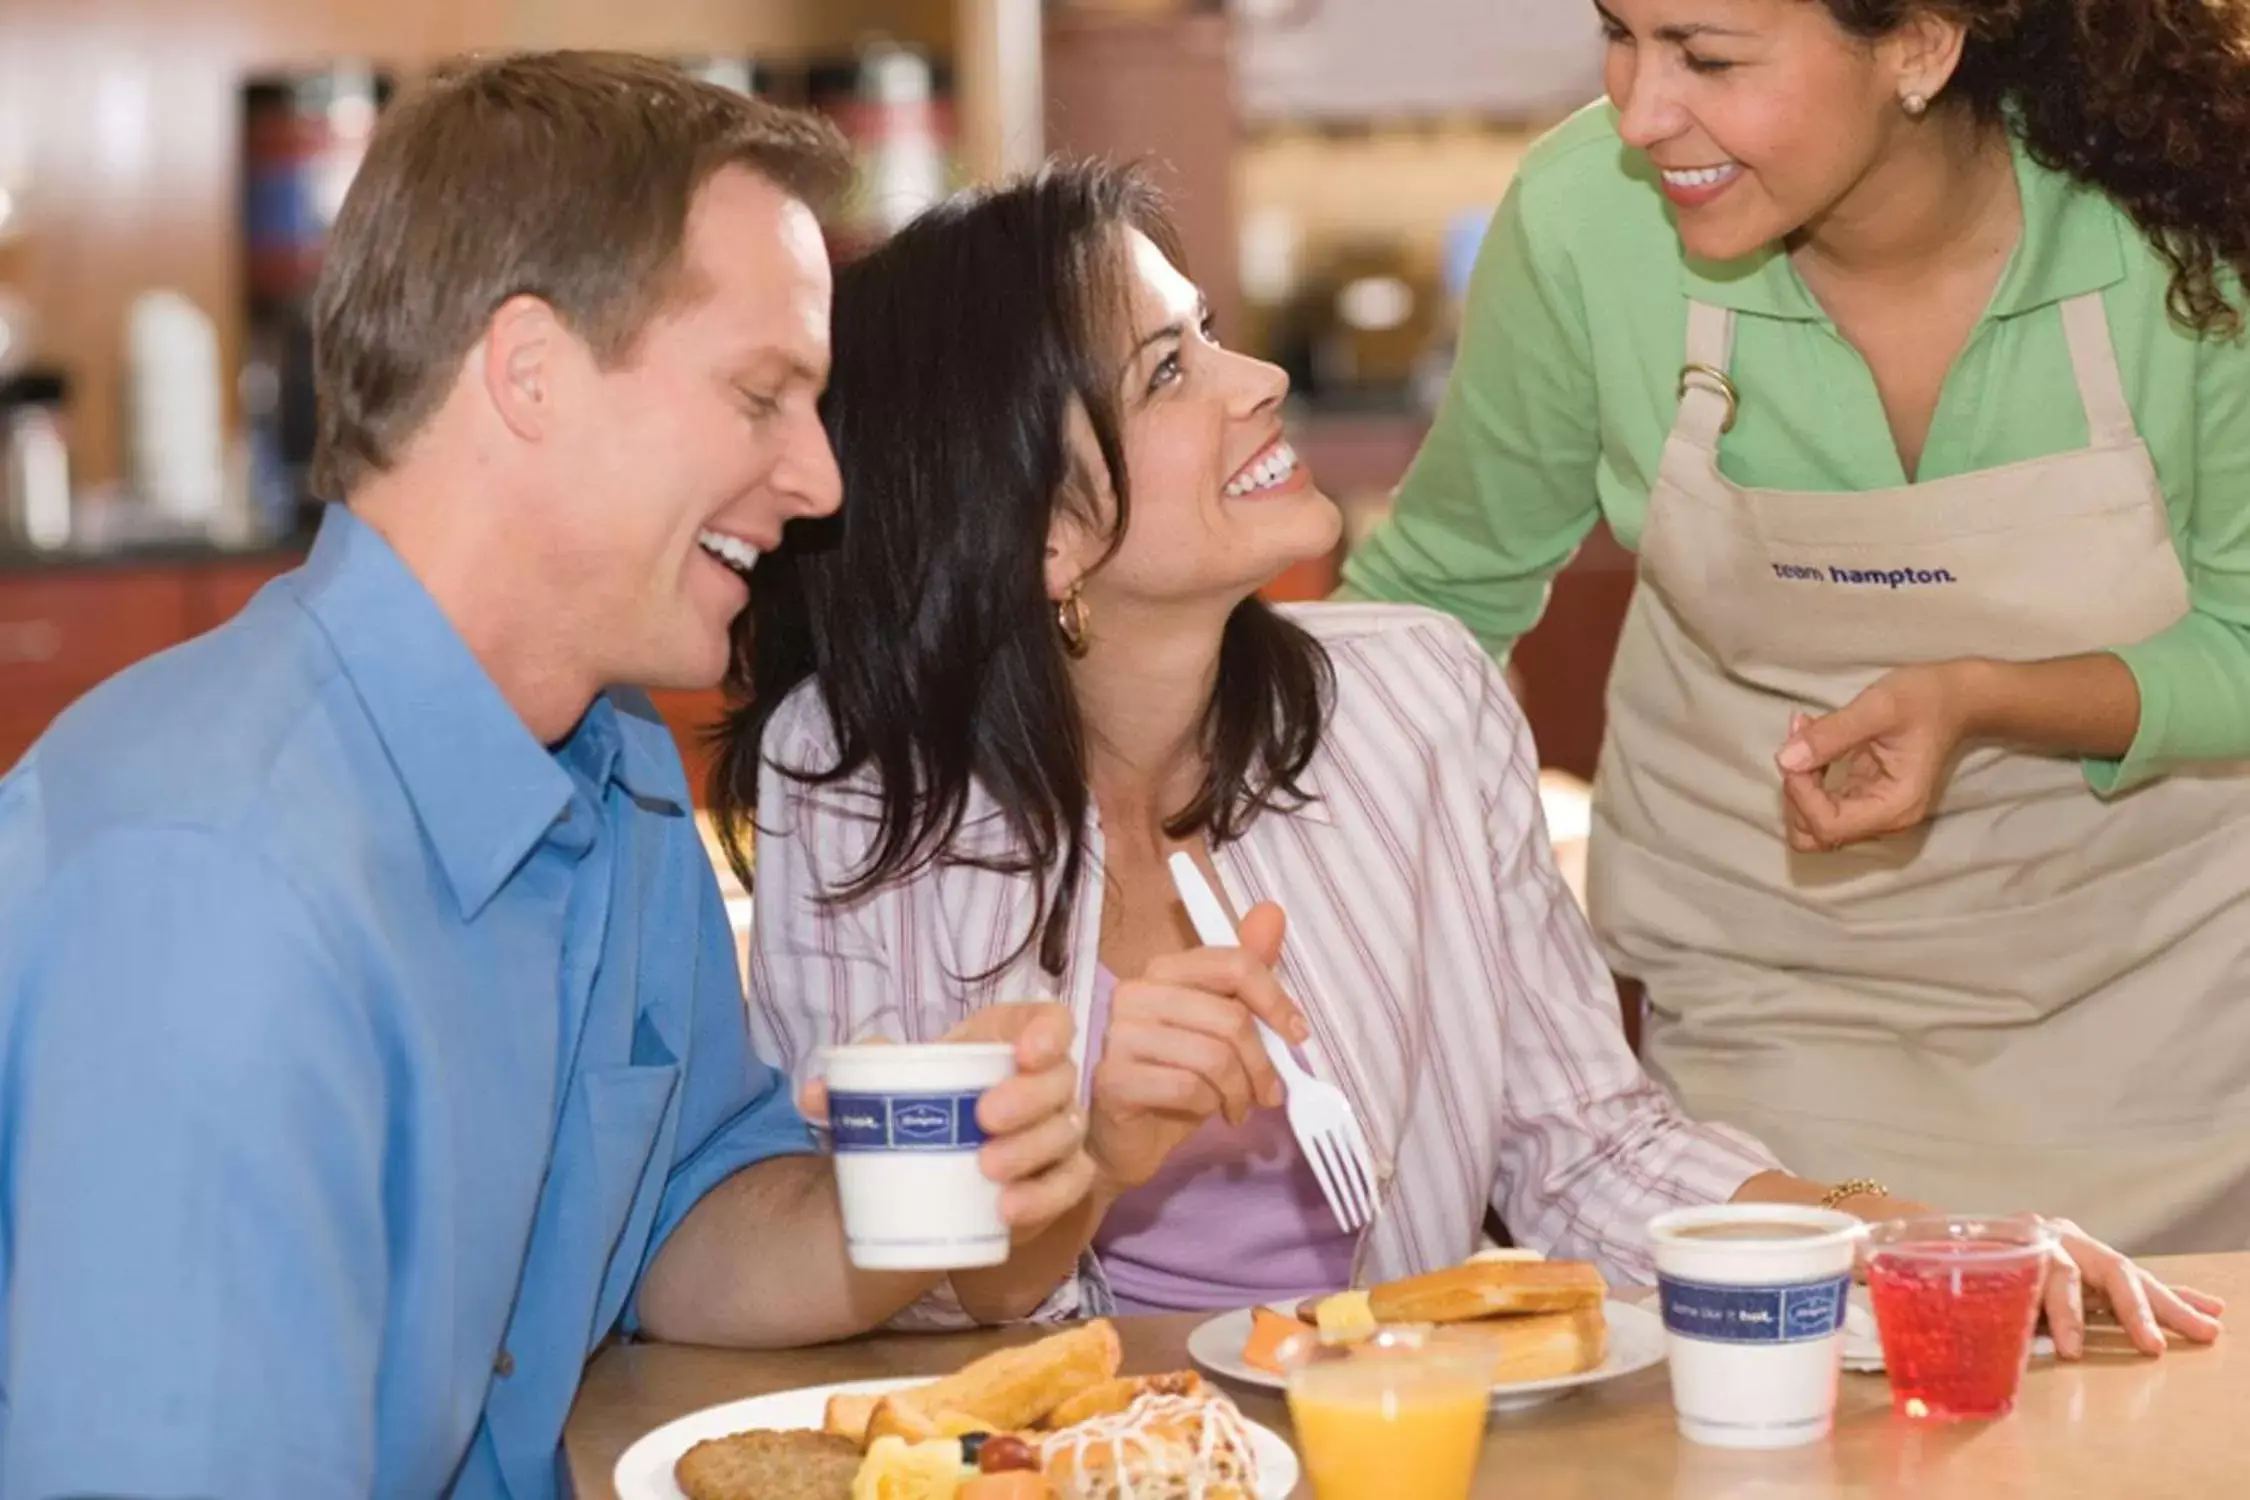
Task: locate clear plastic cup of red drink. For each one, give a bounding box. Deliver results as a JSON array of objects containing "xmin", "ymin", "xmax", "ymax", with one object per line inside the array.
[{"xmin": 1864, "ymin": 1214, "xmax": 2058, "ymax": 1421}]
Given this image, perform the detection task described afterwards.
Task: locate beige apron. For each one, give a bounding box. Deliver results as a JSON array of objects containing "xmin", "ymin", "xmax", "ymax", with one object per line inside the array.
[{"xmin": 1587, "ymin": 295, "xmax": 2250, "ymax": 1254}]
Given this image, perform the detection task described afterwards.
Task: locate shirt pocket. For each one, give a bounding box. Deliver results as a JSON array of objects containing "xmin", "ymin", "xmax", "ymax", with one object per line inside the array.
[
  {"xmin": 579, "ymin": 1061, "xmax": 681, "ymax": 1326},
  {"xmin": 581, "ymin": 1062, "xmax": 679, "ymax": 1217}
]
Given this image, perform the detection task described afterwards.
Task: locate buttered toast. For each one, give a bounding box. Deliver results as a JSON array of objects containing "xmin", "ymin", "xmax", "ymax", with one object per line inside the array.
[
  {"xmin": 1045, "ymin": 1370, "xmax": 1205, "ymax": 1430},
  {"xmin": 1300, "ymin": 1257, "xmax": 1606, "ymax": 1327},
  {"xmin": 1435, "ymin": 1305, "xmax": 1609, "ymax": 1383},
  {"xmin": 860, "ymin": 1319, "xmax": 1123, "ymax": 1446}
]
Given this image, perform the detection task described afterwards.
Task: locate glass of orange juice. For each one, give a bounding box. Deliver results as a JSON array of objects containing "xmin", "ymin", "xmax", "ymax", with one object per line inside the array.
[{"xmin": 1279, "ymin": 1324, "xmax": 1491, "ymax": 1500}]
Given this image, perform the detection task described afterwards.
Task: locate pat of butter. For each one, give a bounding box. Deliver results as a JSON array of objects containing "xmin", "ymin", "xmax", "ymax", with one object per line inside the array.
[
  {"xmin": 1467, "ymin": 1247, "xmax": 1545, "ymax": 1264},
  {"xmin": 1314, "ymin": 1289, "xmax": 1377, "ymax": 1344}
]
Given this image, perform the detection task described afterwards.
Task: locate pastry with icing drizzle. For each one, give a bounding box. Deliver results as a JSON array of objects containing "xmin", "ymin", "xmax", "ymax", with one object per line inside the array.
[{"xmin": 1038, "ymin": 1391, "xmax": 1261, "ymax": 1500}]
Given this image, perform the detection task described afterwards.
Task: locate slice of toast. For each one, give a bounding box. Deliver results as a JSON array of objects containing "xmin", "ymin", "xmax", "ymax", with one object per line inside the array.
[
  {"xmin": 824, "ymin": 1392, "xmax": 1039, "ymax": 1446},
  {"xmin": 822, "ymin": 1389, "xmax": 886, "ymax": 1446},
  {"xmin": 1440, "ymin": 1305, "xmax": 1610, "ymax": 1385},
  {"xmin": 864, "ymin": 1319, "xmax": 1122, "ymax": 1446},
  {"xmin": 1045, "ymin": 1370, "xmax": 1205, "ymax": 1429},
  {"xmin": 1375, "ymin": 1259, "xmax": 1606, "ymax": 1322},
  {"xmin": 1301, "ymin": 1259, "xmax": 1607, "ymax": 1327}
]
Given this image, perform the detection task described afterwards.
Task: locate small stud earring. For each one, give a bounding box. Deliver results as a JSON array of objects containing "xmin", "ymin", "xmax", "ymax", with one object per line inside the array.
[{"xmin": 1901, "ymin": 91, "xmax": 1929, "ymax": 119}]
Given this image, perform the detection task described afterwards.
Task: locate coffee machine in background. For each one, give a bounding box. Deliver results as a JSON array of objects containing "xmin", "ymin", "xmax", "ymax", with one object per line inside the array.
[
  {"xmin": 807, "ymin": 43, "xmax": 957, "ymax": 264},
  {"xmin": 691, "ymin": 44, "xmax": 956, "ymax": 265},
  {"xmin": 239, "ymin": 64, "xmax": 391, "ymax": 539}
]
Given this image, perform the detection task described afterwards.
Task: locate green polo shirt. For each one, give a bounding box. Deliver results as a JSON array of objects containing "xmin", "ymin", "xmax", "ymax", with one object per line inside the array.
[{"xmin": 1342, "ymin": 104, "xmax": 2250, "ymax": 792}]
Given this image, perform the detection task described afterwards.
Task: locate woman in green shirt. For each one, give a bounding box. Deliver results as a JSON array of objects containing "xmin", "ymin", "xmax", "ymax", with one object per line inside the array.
[{"xmin": 1345, "ymin": 0, "xmax": 2250, "ymax": 1252}]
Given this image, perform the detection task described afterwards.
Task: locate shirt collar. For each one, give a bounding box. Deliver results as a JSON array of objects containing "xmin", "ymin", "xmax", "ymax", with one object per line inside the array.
[
  {"xmin": 1679, "ymin": 127, "xmax": 2126, "ymax": 321},
  {"xmin": 567, "ymin": 690, "xmax": 693, "ymax": 814},
  {"xmin": 1985, "ymin": 130, "xmax": 2127, "ymax": 317},
  {"xmin": 297, "ymin": 506, "xmax": 576, "ymax": 919}
]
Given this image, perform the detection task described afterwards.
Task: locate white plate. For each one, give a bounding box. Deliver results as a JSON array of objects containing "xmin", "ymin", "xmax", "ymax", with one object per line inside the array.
[
  {"xmin": 1839, "ymin": 1283, "xmax": 2055, "ymax": 1373},
  {"xmin": 1187, "ymin": 1297, "xmax": 1669, "ymax": 1414},
  {"xmin": 613, "ymin": 1375, "xmax": 1301, "ymax": 1500}
]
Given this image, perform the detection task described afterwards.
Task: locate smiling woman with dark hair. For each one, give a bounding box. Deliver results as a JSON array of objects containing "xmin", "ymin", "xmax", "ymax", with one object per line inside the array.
[
  {"xmin": 707, "ymin": 159, "xmax": 2213, "ymax": 1347},
  {"xmin": 719, "ymin": 165, "xmax": 1330, "ymax": 984}
]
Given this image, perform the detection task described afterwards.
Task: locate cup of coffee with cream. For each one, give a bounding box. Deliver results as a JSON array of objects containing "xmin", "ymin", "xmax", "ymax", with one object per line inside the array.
[{"xmin": 1645, "ymin": 1204, "xmax": 1866, "ymax": 1449}]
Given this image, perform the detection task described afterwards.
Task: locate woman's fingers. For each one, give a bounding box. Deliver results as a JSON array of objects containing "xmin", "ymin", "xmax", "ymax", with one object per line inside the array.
[
  {"xmin": 1094, "ymin": 1058, "xmax": 1227, "ymax": 1121},
  {"xmin": 1110, "ymin": 980, "xmax": 1282, "ymax": 1116},
  {"xmin": 2140, "ymin": 1277, "xmax": 2227, "ymax": 1347},
  {"xmin": 1142, "ymin": 943, "xmax": 1309, "ymax": 1046},
  {"xmin": 1107, "ymin": 1016, "xmax": 1261, "ymax": 1123},
  {"xmin": 2043, "ymin": 1249, "xmax": 2088, "ymax": 1360},
  {"xmin": 2054, "ymin": 1221, "xmax": 2164, "ymax": 1357},
  {"xmin": 1781, "ymin": 770, "xmax": 1835, "ymax": 852},
  {"xmin": 975, "ymin": 1049, "xmax": 1078, "ymax": 1137},
  {"xmin": 979, "ymin": 1100, "xmax": 1086, "ymax": 1187},
  {"xmin": 2174, "ymin": 1286, "xmax": 2230, "ymax": 1320},
  {"xmin": 997, "ymin": 1143, "xmax": 1097, "ymax": 1233},
  {"xmin": 2096, "ymin": 1260, "xmax": 2166, "ymax": 1357}
]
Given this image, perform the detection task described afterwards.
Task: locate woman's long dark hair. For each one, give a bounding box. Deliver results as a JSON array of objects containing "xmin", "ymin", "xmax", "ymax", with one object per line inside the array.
[
  {"xmin": 1830, "ymin": 0, "xmax": 2250, "ymax": 338},
  {"xmin": 709, "ymin": 159, "xmax": 1333, "ymax": 976}
]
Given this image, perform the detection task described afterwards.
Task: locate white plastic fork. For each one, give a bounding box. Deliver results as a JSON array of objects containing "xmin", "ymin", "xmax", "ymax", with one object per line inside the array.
[{"xmin": 1164, "ymin": 851, "xmax": 1379, "ymax": 1233}]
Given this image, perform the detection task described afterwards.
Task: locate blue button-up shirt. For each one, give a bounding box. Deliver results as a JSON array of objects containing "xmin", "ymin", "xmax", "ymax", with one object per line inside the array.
[{"xmin": 0, "ymin": 509, "xmax": 811, "ymax": 1499}]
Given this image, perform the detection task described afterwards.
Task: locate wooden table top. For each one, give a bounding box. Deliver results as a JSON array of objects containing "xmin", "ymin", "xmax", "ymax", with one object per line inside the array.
[{"xmin": 565, "ymin": 1252, "xmax": 2248, "ymax": 1499}]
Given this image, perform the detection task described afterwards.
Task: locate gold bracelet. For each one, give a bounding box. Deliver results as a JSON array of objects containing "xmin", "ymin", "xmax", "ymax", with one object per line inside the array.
[{"xmin": 1819, "ymin": 1178, "xmax": 1889, "ymax": 1211}]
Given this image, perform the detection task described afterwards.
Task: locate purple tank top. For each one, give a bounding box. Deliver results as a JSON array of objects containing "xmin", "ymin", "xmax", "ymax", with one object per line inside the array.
[{"xmin": 1084, "ymin": 964, "xmax": 1359, "ymax": 1314}]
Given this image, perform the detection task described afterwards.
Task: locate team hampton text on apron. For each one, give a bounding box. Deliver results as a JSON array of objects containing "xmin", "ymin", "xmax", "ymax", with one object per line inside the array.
[{"xmin": 1587, "ymin": 294, "xmax": 2250, "ymax": 1253}]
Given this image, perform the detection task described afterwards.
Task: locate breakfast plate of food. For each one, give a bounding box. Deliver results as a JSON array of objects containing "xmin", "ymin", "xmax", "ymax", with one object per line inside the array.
[
  {"xmin": 1186, "ymin": 1249, "xmax": 1668, "ymax": 1414},
  {"xmin": 613, "ymin": 1319, "xmax": 1300, "ymax": 1500}
]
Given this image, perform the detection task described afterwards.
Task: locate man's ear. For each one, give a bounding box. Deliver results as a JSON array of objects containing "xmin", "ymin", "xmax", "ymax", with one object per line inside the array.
[{"xmin": 478, "ymin": 293, "xmax": 569, "ymax": 445}]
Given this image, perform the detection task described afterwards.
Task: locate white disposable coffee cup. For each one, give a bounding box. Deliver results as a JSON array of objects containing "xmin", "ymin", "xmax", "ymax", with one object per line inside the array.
[
  {"xmin": 823, "ymin": 1041, "xmax": 1016, "ymax": 1271},
  {"xmin": 1647, "ymin": 1203, "xmax": 1866, "ymax": 1450}
]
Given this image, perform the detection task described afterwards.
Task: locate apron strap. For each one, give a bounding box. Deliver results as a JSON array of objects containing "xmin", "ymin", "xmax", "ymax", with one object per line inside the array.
[
  {"xmin": 1674, "ymin": 301, "xmax": 1739, "ymax": 453},
  {"xmin": 2058, "ymin": 292, "xmax": 2138, "ymax": 449}
]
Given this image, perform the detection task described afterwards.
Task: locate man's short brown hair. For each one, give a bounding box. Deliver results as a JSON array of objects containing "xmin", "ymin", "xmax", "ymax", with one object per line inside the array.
[{"xmin": 309, "ymin": 49, "xmax": 852, "ymax": 500}]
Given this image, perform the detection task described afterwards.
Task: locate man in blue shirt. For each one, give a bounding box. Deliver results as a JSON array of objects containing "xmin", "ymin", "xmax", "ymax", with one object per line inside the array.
[{"xmin": 0, "ymin": 53, "xmax": 1093, "ymax": 1499}]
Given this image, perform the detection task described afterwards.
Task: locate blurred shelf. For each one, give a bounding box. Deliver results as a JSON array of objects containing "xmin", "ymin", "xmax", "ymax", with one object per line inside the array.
[{"xmin": 0, "ymin": 536, "xmax": 309, "ymax": 576}]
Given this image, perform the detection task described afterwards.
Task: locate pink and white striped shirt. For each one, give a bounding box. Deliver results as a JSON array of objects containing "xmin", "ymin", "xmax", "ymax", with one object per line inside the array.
[{"xmin": 747, "ymin": 603, "xmax": 1778, "ymax": 1326}]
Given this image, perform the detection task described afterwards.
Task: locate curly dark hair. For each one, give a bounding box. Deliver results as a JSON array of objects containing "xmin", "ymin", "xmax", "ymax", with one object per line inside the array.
[{"xmin": 1826, "ymin": 0, "xmax": 2250, "ymax": 338}]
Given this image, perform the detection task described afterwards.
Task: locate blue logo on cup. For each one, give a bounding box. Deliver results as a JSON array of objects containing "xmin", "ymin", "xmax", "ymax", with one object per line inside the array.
[
  {"xmin": 829, "ymin": 1091, "xmax": 989, "ymax": 1153},
  {"xmin": 894, "ymin": 1102, "xmax": 953, "ymax": 1143},
  {"xmin": 1788, "ymin": 1290, "xmax": 1839, "ymax": 1333},
  {"xmin": 1660, "ymin": 1273, "xmax": 1851, "ymax": 1345}
]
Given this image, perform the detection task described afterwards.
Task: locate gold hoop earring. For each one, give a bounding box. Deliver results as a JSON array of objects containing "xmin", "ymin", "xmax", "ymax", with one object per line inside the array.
[
  {"xmin": 1901, "ymin": 91, "xmax": 1929, "ymax": 119},
  {"xmin": 1056, "ymin": 585, "xmax": 1091, "ymax": 658}
]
